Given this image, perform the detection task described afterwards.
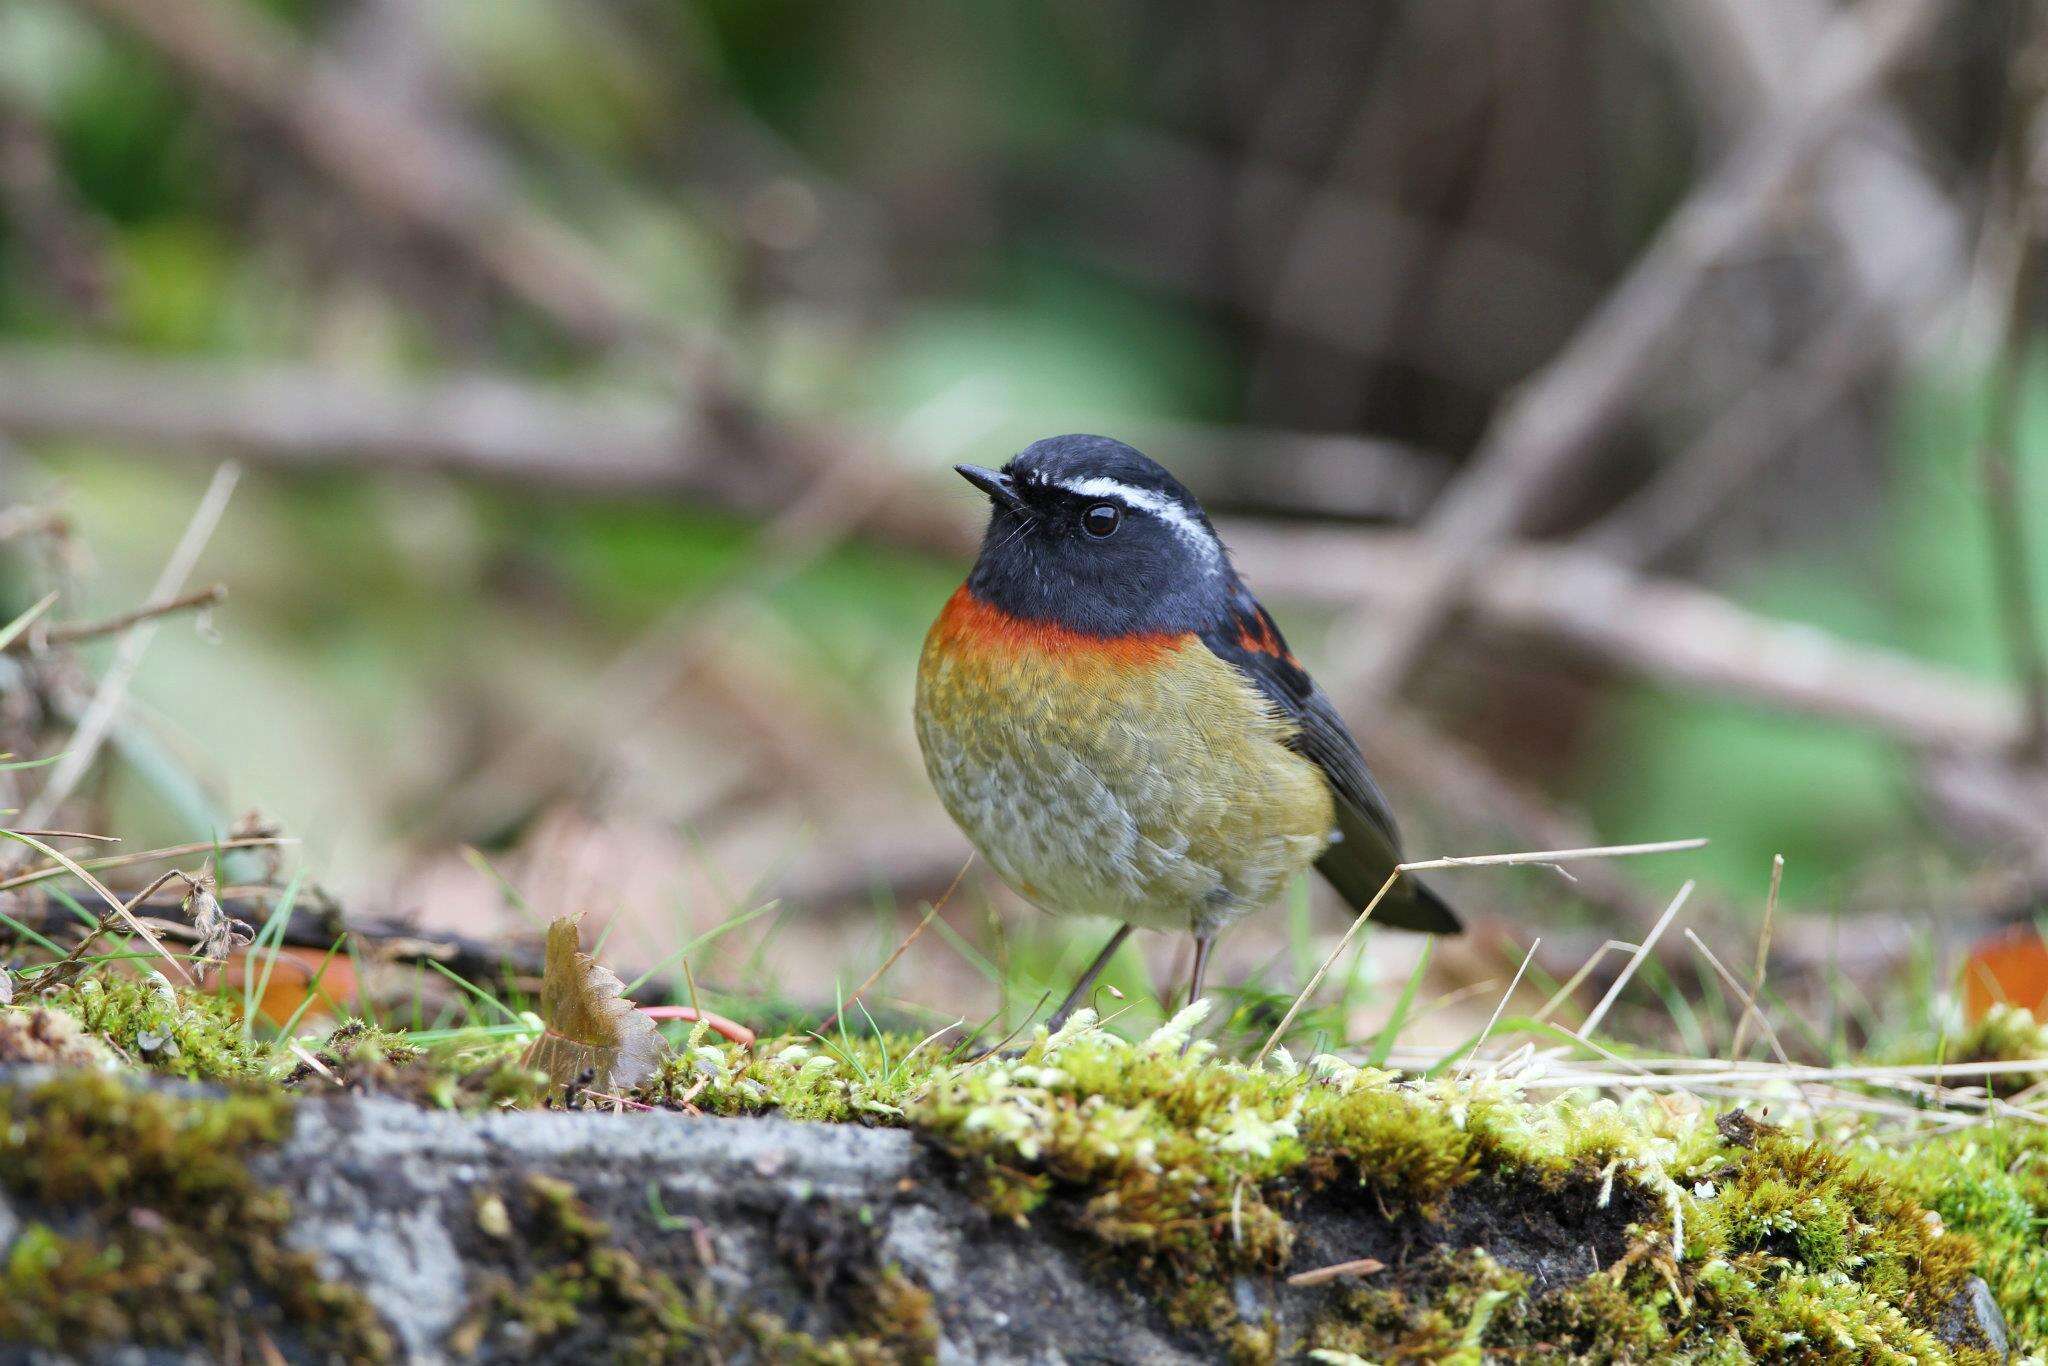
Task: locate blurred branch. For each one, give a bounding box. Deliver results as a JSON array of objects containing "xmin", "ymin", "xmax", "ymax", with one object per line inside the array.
[
  {"xmin": 0, "ymin": 339, "xmax": 2015, "ymax": 759},
  {"xmin": 1582, "ymin": 296, "xmax": 1900, "ymax": 568},
  {"xmin": 1920, "ymin": 750, "xmax": 2048, "ymax": 883},
  {"xmin": 423, "ymin": 404, "xmax": 932, "ymax": 842},
  {"xmin": 0, "ymin": 506, "xmax": 70, "ymax": 545},
  {"xmin": 0, "ymin": 344, "xmax": 1454, "ymax": 537},
  {"xmin": 2, "ymin": 353, "xmax": 2017, "ymax": 768},
  {"xmin": 1133, "ymin": 423, "xmax": 1450, "ymax": 521},
  {"xmin": 0, "ymin": 345, "xmax": 723, "ymax": 499},
  {"xmin": 1332, "ymin": 0, "xmax": 1944, "ymax": 708},
  {"xmin": 0, "ymin": 886, "xmax": 560, "ymax": 999},
  {"xmin": 1236, "ymin": 524, "xmax": 2026, "ymax": 755},
  {"xmin": 0, "ymin": 104, "xmax": 112, "ymax": 318},
  {"xmin": 1670, "ymin": 0, "xmax": 1969, "ymax": 356}
]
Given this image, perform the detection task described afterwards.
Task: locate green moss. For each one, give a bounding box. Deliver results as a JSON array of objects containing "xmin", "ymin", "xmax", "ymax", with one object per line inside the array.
[
  {"xmin": 0, "ymin": 1069, "xmax": 392, "ymax": 1359},
  {"xmin": 605, "ymin": 1008, "xmax": 2034, "ymax": 1359},
  {"xmin": 1940, "ymin": 1003, "xmax": 2048, "ymax": 1096},
  {"xmin": 1292, "ymin": 1128, "xmax": 1990, "ymax": 1364},
  {"xmin": 1517, "ymin": 1271, "xmax": 1674, "ymax": 1360},
  {"xmin": 308, "ymin": 1017, "xmax": 424, "ymax": 1071},
  {"xmin": 1856, "ymin": 1125, "xmax": 2048, "ymax": 1355},
  {"xmin": 1303, "ymin": 1249, "xmax": 1529, "ymax": 1364},
  {"xmin": 38, "ymin": 973, "xmax": 272, "ymax": 1081},
  {"xmin": 913, "ymin": 1012, "xmax": 1321, "ymax": 1343},
  {"xmin": 290, "ymin": 1019, "xmax": 553, "ymax": 1110},
  {"xmin": 636, "ymin": 1032, "xmax": 938, "ymax": 1123},
  {"xmin": 742, "ymin": 1267, "xmax": 940, "ymax": 1365},
  {"xmin": 907, "ymin": 1010, "xmax": 1696, "ymax": 1349},
  {"xmin": 452, "ymin": 1172, "xmax": 938, "ymax": 1364},
  {"xmin": 893, "ymin": 1008, "xmax": 2002, "ymax": 1361},
  {"xmin": 1678, "ymin": 1134, "xmax": 1986, "ymax": 1363},
  {"xmin": 460, "ymin": 1172, "xmax": 709, "ymax": 1362},
  {"xmin": 16, "ymin": 973, "xmax": 554, "ymax": 1107}
]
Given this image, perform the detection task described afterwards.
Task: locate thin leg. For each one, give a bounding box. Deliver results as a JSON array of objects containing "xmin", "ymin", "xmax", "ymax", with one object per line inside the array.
[
  {"xmin": 1187, "ymin": 934, "xmax": 1214, "ymax": 1012},
  {"xmin": 1045, "ymin": 925, "xmax": 1133, "ymax": 1032},
  {"xmin": 1180, "ymin": 934, "xmax": 1215, "ymax": 1056}
]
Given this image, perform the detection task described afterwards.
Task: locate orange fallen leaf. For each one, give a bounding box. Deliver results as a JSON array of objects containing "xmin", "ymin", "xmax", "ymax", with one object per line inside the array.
[
  {"xmin": 208, "ymin": 947, "xmax": 359, "ymax": 1026},
  {"xmin": 1961, "ymin": 924, "xmax": 2048, "ymax": 1022}
]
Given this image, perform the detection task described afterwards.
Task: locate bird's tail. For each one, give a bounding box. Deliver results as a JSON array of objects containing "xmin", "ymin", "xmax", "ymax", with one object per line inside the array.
[{"xmin": 1373, "ymin": 877, "xmax": 1462, "ymax": 934}]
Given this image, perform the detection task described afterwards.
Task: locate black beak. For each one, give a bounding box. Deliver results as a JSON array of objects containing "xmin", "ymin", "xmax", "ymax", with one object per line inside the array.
[{"xmin": 955, "ymin": 464, "xmax": 1027, "ymax": 513}]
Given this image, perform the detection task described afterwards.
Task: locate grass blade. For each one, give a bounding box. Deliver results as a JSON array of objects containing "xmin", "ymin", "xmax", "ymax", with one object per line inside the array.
[{"xmin": 1366, "ymin": 939, "xmax": 1434, "ymax": 1069}]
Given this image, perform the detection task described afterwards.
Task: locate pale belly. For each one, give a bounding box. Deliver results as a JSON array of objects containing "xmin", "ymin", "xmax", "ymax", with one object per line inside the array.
[{"xmin": 915, "ymin": 616, "xmax": 1335, "ymax": 936}]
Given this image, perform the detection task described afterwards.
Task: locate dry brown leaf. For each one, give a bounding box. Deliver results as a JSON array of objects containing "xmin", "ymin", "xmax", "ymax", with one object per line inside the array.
[
  {"xmin": 185, "ymin": 869, "xmax": 249, "ymax": 969},
  {"xmin": 522, "ymin": 914, "xmax": 667, "ymax": 1092}
]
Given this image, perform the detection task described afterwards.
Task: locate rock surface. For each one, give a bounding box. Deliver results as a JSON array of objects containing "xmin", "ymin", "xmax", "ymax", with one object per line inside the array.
[
  {"xmin": 279, "ymin": 1094, "xmax": 1206, "ymax": 1364},
  {"xmin": 0, "ymin": 1078, "xmax": 1212, "ymax": 1364}
]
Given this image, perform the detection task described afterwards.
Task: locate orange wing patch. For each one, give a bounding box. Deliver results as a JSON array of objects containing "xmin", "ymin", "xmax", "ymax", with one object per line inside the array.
[{"xmin": 1234, "ymin": 604, "xmax": 1294, "ymax": 662}]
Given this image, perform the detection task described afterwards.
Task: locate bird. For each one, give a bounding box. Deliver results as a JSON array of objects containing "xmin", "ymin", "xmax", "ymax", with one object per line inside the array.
[{"xmin": 914, "ymin": 433, "xmax": 1462, "ymax": 1032}]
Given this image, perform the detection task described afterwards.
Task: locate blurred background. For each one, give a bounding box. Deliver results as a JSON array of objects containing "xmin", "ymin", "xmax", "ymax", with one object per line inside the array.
[{"xmin": 0, "ymin": 0, "xmax": 2044, "ymax": 1050}]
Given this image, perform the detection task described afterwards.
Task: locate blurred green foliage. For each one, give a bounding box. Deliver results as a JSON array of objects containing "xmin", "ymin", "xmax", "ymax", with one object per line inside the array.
[
  {"xmin": 0, "ymin": 0, "xmax": 2039, "ymax": 929},
  {"xmin": 1591, "ymin": 364, "xmax": 2048, "ymax": 903}
]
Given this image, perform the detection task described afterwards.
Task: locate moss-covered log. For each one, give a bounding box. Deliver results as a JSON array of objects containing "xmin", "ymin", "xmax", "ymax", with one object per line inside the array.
[{"xmin": 0, "ymin": 1021, "xmax": 2025, "ymax": 1363}]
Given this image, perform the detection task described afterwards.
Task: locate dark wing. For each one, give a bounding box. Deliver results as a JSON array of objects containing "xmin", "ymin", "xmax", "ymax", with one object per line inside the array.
[{"xmin": 1200, "ymin": 586, "xmax": 1461, "ymax": 934}]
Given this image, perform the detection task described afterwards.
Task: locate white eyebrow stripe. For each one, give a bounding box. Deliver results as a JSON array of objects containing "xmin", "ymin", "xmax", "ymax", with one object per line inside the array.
[{"xmin": 1056, "ymin": 476, "xmax": 1222, "ymax": 568}]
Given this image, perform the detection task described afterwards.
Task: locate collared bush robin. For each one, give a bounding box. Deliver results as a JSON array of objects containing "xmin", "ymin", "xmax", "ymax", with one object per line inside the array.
[{"xmin": 915, "ymin": 433, "xmax": 1461, "ymax": 1030}]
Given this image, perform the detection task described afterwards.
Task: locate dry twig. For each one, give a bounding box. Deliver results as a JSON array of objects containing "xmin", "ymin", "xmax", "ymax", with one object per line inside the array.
[
  {"xmin": 1254, "ymin": 839, "xmax": 1705, "ymax": 1064},
  {"xmin": 1581, "ymin": 882, "xmax": 1694, "ymax": 1039},
  {"xmin": 1729, "ymin": 855, "xmax": 1784, "ymax": 1060},
  {"xmin": 1286, "ymin": 1258, "xmax": 1386, "ymax": 1289},
  {"xmin": 17, "ymin": 585, "xmax": 226, "ymax": 651}
]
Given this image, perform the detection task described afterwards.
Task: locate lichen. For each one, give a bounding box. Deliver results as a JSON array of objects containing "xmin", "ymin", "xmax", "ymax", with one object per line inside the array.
[
  {"xmin": 0, "ymin": 1005, "xmax": 115, "ymax": 1067},
  {"xmin": 0, "ymin": 1069, "xmax": 392, "ymax": 1359}
]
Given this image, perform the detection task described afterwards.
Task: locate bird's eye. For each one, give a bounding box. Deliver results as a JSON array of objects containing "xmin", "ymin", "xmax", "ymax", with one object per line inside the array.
[{"xmin": 1082, "ymin": 502, "xmax": 1122, "ymax": 538}]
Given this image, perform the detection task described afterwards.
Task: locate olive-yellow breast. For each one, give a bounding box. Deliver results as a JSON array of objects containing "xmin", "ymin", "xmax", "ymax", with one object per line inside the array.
[{"xmin": 916, "ymin": 586, "xmax": 1334, "ymax": 935}]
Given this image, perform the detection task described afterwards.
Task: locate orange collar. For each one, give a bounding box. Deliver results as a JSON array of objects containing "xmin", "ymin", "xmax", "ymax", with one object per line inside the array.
[{"xmin": 929, "ymin": 586, "xmax": 1184, "ymax": 665}]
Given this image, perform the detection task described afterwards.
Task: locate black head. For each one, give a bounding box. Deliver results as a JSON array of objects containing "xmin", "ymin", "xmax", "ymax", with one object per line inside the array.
[{"xmin": 957, "ymin": 434, "xmax": 1235, "ymax": 636}]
